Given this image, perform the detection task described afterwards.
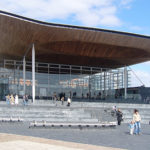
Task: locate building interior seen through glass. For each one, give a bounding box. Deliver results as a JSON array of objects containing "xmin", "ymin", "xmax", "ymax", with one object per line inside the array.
[{"xmin": 0, "ymin": 59, "xmax": 130, "ymax": 100}]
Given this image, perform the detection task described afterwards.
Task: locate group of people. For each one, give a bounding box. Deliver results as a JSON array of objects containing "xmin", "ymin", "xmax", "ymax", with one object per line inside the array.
[
  {"xmin": 5, "ymin": 94, "xmax": 29, "ymax": 106},
  {"xmin": 60, "ymin": 96, "xmax": 72, "ymax": 107},
  {"xmin": 5, "ymin": 94, "xmax": 19, "ymax": 105},
  {"xmin": 129, "ymin": 109, "xmax": 141, "ymax": 135},
  {"xmin": 53, "ymin": 92, "xmax": 72, "ymax": 107},
  {"xmin": 115, "ymin": 107, "xmax": 141, "ymax": 135}
]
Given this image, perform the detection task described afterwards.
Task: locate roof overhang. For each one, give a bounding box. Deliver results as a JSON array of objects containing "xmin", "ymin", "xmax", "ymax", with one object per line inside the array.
[{"xmin": 0, "ymin": 10, "xmax": 150, "ymax": 68}]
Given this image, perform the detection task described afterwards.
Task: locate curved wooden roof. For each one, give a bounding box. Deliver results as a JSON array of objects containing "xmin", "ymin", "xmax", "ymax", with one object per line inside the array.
[{"xmin": 0, "ymin": 10, "xmax": 150, "ymax": 68}]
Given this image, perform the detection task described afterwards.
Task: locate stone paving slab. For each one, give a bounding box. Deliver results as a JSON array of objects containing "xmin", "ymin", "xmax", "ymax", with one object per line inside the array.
[{"xmin": 0, "ymin": 133, "xmax": 125, "ymax": 150}]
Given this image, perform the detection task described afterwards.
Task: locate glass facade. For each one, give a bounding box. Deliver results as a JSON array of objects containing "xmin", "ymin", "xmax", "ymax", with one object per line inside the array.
[{"xmin": 0, "ymin": 59, "xmax": 130, "ymax": 100}]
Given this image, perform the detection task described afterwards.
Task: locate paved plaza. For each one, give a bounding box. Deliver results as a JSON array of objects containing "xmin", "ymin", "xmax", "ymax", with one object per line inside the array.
[
  {"xmin": 0, "ymin": 122, "xmax": 150, "ymax": 150},
  {"xmin": 0, "ymin": 133, "xmax": 124, "ymax": 150}
]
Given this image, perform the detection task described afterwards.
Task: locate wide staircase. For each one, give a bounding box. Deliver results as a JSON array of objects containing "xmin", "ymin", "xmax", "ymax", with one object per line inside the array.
[{"xmin": 0, "ymin": 100, "xmax": 150, "ymax": 124}]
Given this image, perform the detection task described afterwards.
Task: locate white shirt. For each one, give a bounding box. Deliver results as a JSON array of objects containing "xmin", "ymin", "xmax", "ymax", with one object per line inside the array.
[
  {"xmin": 133, "ymin": 113, "xmax": 141, "ymax": 122},
  {"xmin": 67, "ymin": 98, "xmax": 71, "ymax": 103},
  {"xmin": 15, "ymin": 95, "xmax": 19, "ymax": 104}
]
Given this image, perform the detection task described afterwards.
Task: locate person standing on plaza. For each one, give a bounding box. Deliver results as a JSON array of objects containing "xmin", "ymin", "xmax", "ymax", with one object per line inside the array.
[
  {"xmin": 25, "ymin": 95, "xmax": 28, "ymax": 105},
  {"xmin": 5, "ymin": 94, "xmax": 10, "ymax": 105},
  {"xmin": 53, "ymin": 92, "xmax": 57, "ymax": 104},
  {"xmin": 116, "ymin": 108, "xmax": 123, "ymax": 125},
  {"xmin": 67, "ymin": 97, "xmax": 71, "ymax": 107},
  {"xmin": 128, "ymin": 120, "xmax": 135, "ymax": 135},
  {"xmin": 15, "ymin": 94, "xmax": 19, "ymax": 105},
  {"xmin": 23, "ymin": 94, "xmax": 28, "ymax": 105},
  {"xmin": 61, "ymin": 96, "xmax": 64, "ymax": 105},
  {"xmin": 23, "ymin": 95, "xmax": 26, "ymax": 105},
  {"xmin": 133, "ymin": 109, "xmax": 141, "ymax": 135},
  {"xmin": 10, "ymin": 94, "xmax": 15, "ymax": 105},
  {"xmin": 111, "ymin": 105, "xmax": 117, "ymax": 116}
]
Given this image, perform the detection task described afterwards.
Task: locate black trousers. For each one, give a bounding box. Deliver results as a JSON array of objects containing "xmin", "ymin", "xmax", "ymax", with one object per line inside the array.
[{"xmin": 118, "ymin": 120, "xmax": 121, "ymax": 125}]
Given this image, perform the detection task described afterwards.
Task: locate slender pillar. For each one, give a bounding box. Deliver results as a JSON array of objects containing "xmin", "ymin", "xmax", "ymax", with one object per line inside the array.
[
  {"xmin": 100, "ymin": 69, "xmax": 102, "ymax": 99},
  {"xmin": 32, "ymin": 44, "xmax": 35, "ymax": 103},
  {"xmin": 109, "ymin": 71, "xmax": 111, "ymax": 96},
  {"xmin": 14, "ymin": 61, "xmax": 16, "ymax": 88},
  {"xmin": 17, "ymin": 66, "xmax": 20, "ymax": 95},
  {"xmin": 4, "ymin": 59, "xmax": 5, "ymax": 68},
  {"xmin": 104, "ymin": 71, "xmax": 106, "ymax": 98},
  {"xmin": 124, "ymin": 66, "xmax": 127, "ymax": 99},
  {"xmin": 23, "ymin": 56, "xmax": 26, "ymax": 96},
  {"xmin": 117, "ymin": 70, "xmax": 119, "ymax": 89},
  {"xmin": 48, "ymin": 63, "xmax": 50, "ymax": 99},
  {"xmin": 88, "ymin": 75, "xmax": 91, "ymax": 99}
]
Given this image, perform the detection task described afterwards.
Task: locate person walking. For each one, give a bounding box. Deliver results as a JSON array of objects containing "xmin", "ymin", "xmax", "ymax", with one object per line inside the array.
[
  {"xmin": 116, "ymin": 108, "xmax": 123, "ymax": 125},
  {"xmin": 133, "ymin": 109, "xmax": 141, "ymax": 135}
]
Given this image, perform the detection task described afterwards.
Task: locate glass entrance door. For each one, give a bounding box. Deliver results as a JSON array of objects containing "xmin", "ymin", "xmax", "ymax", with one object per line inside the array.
[{"xmin": 0, "ymin": 78, "xmax": 9, "ymax": 101}]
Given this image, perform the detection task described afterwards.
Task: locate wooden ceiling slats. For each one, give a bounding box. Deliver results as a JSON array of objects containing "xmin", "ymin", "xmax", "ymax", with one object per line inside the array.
[{"xmin": 0, "ymin": 12, "xmax": 150, "ymax": 68}]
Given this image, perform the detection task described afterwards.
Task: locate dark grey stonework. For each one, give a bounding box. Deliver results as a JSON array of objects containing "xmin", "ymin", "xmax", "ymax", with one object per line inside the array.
[{"xmin": 0, "ymin": 122, "xmax": 150, "ymax": 150}]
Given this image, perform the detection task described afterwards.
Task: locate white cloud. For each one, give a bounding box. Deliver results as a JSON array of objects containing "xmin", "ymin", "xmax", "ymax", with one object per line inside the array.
[
  {"xmin": 0, "ymin": 0, "xmax": 124, "ymax": 27},
  {"xmin": 120, "ymin": 0, "xmax": 134, "ymax": 9},
  {"xmin": 144, "ymin": 61, "xmax": 150, "ymax": 66},
  {"xmin": 120, "ymin": 0, "xmax": 134, "ymax": 6},
  {"xmin": 129, "ymin": 26, "xmax": 142, "ymax": 31}
]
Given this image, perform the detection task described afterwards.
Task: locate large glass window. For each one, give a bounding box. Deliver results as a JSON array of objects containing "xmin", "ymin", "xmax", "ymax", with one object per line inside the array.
[{"xmin": 0, "ymin": 59, "xmax": 130, "ymax": 100}]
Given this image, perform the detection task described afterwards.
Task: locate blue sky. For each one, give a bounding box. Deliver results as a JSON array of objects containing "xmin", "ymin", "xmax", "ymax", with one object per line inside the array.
[
  {"xmin": 0, "ymin": 0, "xmax": 150, "ymax": 87},
  {"xmin": 117, "ymin": 0, "xmax": 150, "ymax": 35}
]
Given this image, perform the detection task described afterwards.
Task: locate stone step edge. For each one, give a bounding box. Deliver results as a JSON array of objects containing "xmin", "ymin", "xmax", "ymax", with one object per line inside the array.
[{"xmin": 0, "ymin": 117, "xmax": 24, "ymax": 122}]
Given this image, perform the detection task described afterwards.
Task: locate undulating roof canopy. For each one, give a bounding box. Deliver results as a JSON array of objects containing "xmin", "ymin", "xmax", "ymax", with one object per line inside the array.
[{"xmin": 0, "ymin": 10, "xmax": 150, "ymax": 68}]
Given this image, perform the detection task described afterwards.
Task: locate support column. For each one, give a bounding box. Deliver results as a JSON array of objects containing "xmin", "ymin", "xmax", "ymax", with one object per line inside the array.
[
  {"xmin": 4, "ymin": 59, "xmax": 5, "ymax": 68},
  {"xmin": 48, "ymin": 63, "xmax": 50, "ymax": 99},
  {"xmin": 23, "ymin": 56, "xmax": 26, "ymax": 96},
  {"xmin": 32, "ymin": 44, "xmax": 35, "ymax": 103},
  {"xmin": 104, "ymin": 71, "xmax": 106, "ymax": 99},
  {"xmin": 88, "ymin": 75, "xmax": 91, "ymax": 99},
  {"xmin": 117, "ymin": 70, "xmax": 119, "ymax": 89},
  {"xmin": 17, "ymin": 66, "xmax": 20, "ymax": 95},
  {"xmin": 124, "ymin": 66, "xmax": 127, "ymax": 99},
  {"xmin": 109, "ymin": 71, "xmax": 111, "ymax": 96},
  {"xmin": 100, "ymin": 69, "xmax": 102, "ymax": 99}
]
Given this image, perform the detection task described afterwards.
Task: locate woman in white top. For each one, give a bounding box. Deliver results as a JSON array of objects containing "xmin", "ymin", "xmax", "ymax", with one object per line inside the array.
[
  {"xmin": 67, "ymin": 97, "xmax": 71, "ymax": 107},
  {"xmin": 133, "ymin": 109, "xmax": 141, "ymax": 135},
  {"xmin": 15, "ymin": 94, "xmax": 19, "ymax": 105}
]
